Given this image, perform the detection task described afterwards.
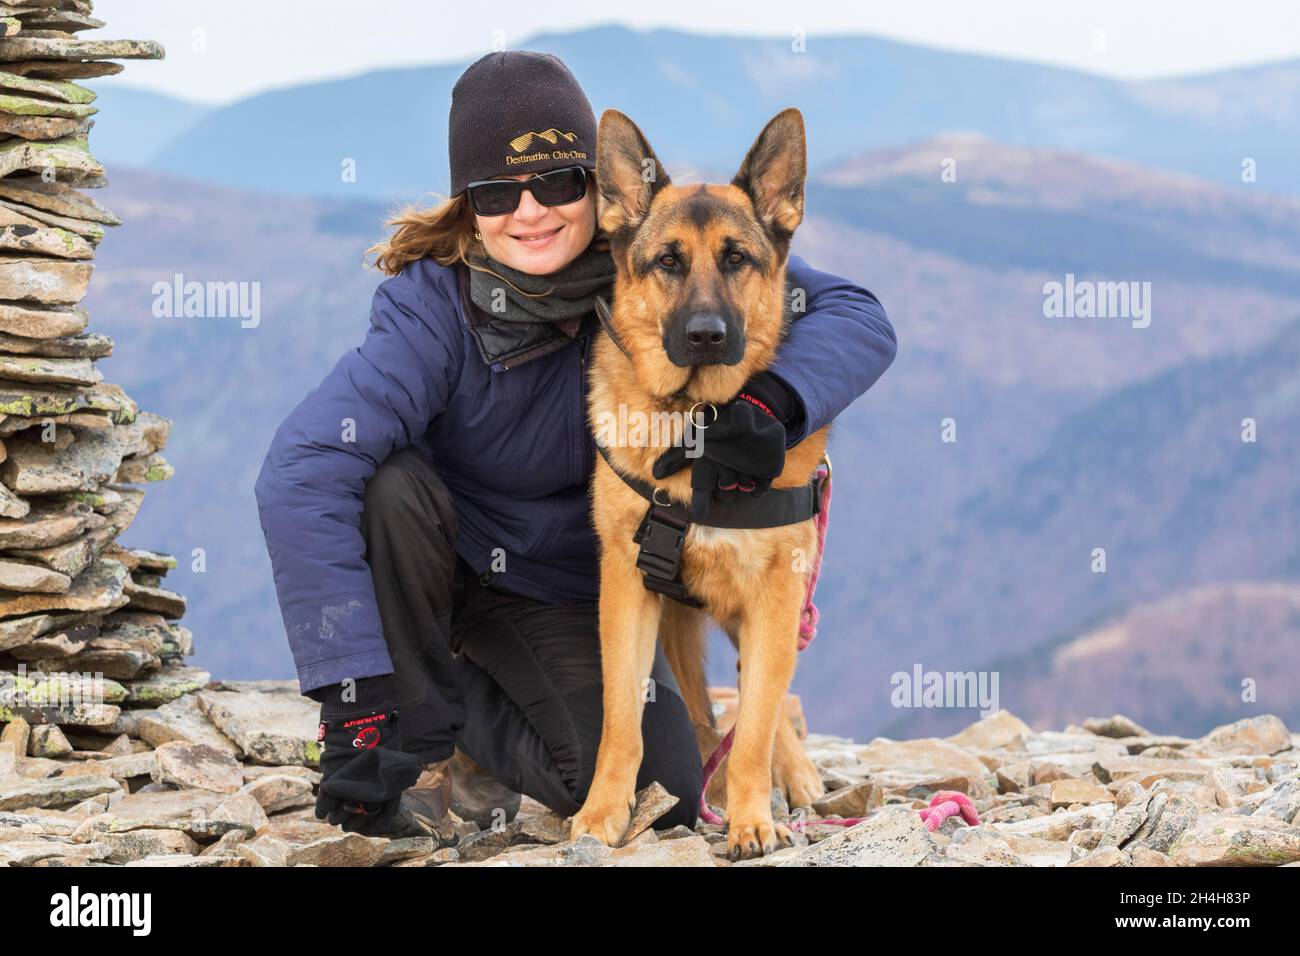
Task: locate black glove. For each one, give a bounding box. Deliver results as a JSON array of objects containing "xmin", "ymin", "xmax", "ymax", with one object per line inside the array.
[
  {"xmin": 309, "ymin": 676, "xmax": 425, "ymax": 835},
  {"xmin": 652, "ymin": 372, "xmax": 799, "ymax": 520}
]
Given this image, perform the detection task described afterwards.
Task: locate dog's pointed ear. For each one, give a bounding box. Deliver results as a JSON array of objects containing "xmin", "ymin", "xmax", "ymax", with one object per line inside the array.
[
  {"xmin": 596, "ymin": 109, "xmax": 671, "ymax": 236},
  {"xmin": 732, "ymin": 108, "xmax": 806, "ymax": 239}
]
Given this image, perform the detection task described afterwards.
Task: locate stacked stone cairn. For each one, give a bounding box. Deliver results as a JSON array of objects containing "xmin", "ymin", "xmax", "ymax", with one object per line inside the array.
[{"xmin": 1, "ymin": 4, "xmax": 1298, "ymax": 869}]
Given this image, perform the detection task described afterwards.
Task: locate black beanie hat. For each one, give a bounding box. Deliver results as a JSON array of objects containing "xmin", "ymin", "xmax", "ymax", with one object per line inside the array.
[{"xmin": 448, "ymin": 51, "xmax": 597, "ymax": 196}]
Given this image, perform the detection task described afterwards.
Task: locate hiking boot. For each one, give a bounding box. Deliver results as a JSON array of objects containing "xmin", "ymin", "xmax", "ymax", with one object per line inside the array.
[
  {"xmin": 446, "ymin": 747, "xmax": 521, "ymax": 829},
  {"xmin": 376, "ymin": 759, "xmax": 460, "ymax": 843}
]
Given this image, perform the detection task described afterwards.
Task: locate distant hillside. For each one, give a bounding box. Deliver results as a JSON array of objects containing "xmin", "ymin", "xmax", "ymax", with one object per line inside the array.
[
  {"xmin": 138, "ymin": 25, "xmax": 1300, "ymax": 200},
  {"xmin": 816, "ymin": 317, "xmax": 1300, "ymax": 739},
  {"xmin": 87, "ymin": 86, "xmax": 212, "ymax": 169},
  {"xmin": 983, "ymin": 582, "xmax": 1300, "ymax": 736}
]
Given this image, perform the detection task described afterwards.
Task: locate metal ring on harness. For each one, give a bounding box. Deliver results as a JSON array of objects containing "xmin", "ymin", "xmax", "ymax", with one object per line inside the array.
[
  {"xmin": 652, "ymin": 487, "xmax": 673, "ymax": 508},
  {"xmin": 687, "ymin": 401, "xmax": 718, "ymax": 429}
]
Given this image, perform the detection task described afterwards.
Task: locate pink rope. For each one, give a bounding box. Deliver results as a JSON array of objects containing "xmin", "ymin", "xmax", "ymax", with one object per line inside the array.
[
  {"xmin": 797, "ymin": 463, "xmax": 831, "ymax": 651},
  {"xmin": 697, "ymin": 465, "xmax": 980, "ymax": 836},
  {"xmin": 917, "ymin": 791, "xmax": 980, "ymax": 831}
]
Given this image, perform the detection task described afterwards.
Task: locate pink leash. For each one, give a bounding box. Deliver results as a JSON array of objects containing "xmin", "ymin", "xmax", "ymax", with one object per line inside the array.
[{"xmin": 696, "ymin": 459, "xmax": 979, "ymax": 834}]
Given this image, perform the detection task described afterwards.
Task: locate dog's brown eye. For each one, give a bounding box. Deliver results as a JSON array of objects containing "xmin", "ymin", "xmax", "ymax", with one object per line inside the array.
[
  {"xmin": 727, "ymin": 252, "xmax": 745, "ymax": 265},
  {"xmin": 659, "ymin": 254, "xmax": 676, "ymax": 269}
]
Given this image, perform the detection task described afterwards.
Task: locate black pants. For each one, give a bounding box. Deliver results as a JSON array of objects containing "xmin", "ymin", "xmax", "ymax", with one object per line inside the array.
[{"xmin": 359, "ymin": 447, "xmax": 704, "ymax": 830}]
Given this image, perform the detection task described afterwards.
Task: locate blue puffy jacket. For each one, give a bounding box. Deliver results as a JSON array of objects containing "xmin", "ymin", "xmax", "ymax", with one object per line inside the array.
[{"xmin": 254, "ymin": 253, "xmax": 896, "ymax": 693}]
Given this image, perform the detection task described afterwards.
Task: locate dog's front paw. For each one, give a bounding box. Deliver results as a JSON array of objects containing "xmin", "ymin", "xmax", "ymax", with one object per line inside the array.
[
  {"xmin": 773, "ymin": 746, "xmax": 825, "ymax": 809},
  {"xmin": 569, "ymin": 798, "xmax": 632, "ymax": 847},
  {"xmin": 726, "ymin": 813, "xmax": 794, "ymax": 861}
]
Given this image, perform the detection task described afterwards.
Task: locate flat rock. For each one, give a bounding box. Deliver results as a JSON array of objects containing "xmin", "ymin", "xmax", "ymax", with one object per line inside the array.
[
  {"xmin": 810, "ymin": 779, "xmax": 883, "ymax": 819},
  {"xmin": 1050, "ymin": 778, "xmax": 1116, "ymax": 809},
  {"xmin": 0, "ymin": 69, "xmax": 97, "ymax": 104},
  {"xmin": 0, "ymin": 301, "xmax": 86, "ymax": 338},
  {"xmin": 608, "ymin": 834, "xmax": 716, "ymax": 867},
  {"xmin": 10, "ymin": 518, "xmax": 121, "ymax": 582},
  {"xmin": 122, "ymin": 664, "xmax": 209, "ymax": 705},
  {"xmin": 947, "ymin": 710, "xmax": 1034, "ymax": 750},
  {"xmin": 0, "ymin": 772, "xmax": 118, "ymax": 811},
  {"xmin": 944, "ymin": 824, "xmax": 1028, "ymax": 866},
  {"xmin": 0, "ymin": 175, "xmax": 116, "ymax": 224},
  {"xmin": 135, "ymin": 692, "xmax": 241, "ymax": 757},
  {"xmin": 853, "ymin": 737, "xmax": 995, "ymax": 797},
  {"xmin": 55, "ymin": 750, "xmax": 154, "ymax": 783},
  {"xmin": 196, "ymin": 687, "xmax": 321, "ymax": 767},
  {"xmin": 993, "ymin": 803, "xmax": 1115, "ymax": 841},
  {"xmin": 0, "ymin": 497, "xmax": 95, "ymax": 550},
  {"xmin": 151, "ymin": 741, "xmax": 244, "ymax": 793},
  {"xmin": 198, "ymin": 791, "xmax": 269, "ymax": 836},
  {"xmin": 1068, "ymin": 846, "xmax": 1127, "ymax": 867},
  {"xmin": 0, "ymin": 221, "xmax": 94, "ymax": 259},
  {"xmin": 284, "ymin": 830, "xmax": 389, "ymax": 868},
  {"xmin": 0, "ymin": 663, "xmax": 124, "ymax": 726},
  {"xmin": 27, "ymin": 723, "xmax": 70, "ymax": 757},
  {"xmin": 1198, "ymin": 716, "xmax": 1292, "ymax": 757},
  {"xmin": 0, "ymin": 59, "xmax": 124, "ymax": 81},
  {"xmin": 0, "ymin": 37, "xmax": 164, "ymax": 61},
  {"xmin": 0, "ymin": 555, "xmax": 127, "ymax": 617},
  {"xmin": 0, "ymin": 330, "xmax": 111, "ymax": 358},
  {"xmin": 0, "ymin": 254, "xmax": 90, "ymax": 303},
  {"xmin": 0, "ymin": 379, "xmax": 135, "ymax": 425},
  {"xmin": 0, "ymin": 353, "xmax": 99, "ymax": 385},
  {"xmin": 105, "ymin": 787, "xmax": 224, "ymax": 824},
  {"xmin": 124, "ymin": 853, "xmax": 245, "ymax": 867},
  {"xmin": 240, "ymin": 773, "xmax": 313, "ymax": 814},
  {"xmin": 121, "ymin": 576, "xmax": 184, "ymax": 616},
  {"xmin": 1084, "ymin": 715, "xmax": 1153, "ymax": 738},
  {"xmin": 779, "ymin": 805, "xmax": 936, "ymax": 866},
  {"xmin": 0, "ymin": 555, "xmax": 69, "ymax": 593},
  {"xmin": 115, "ymin": 452, "xmax": 173, "ymax": 484},
  {"xmin": 1, "ymin": 422, "xmax": 144, "ymax": 494},
  {"xmin": 0, "ymin": 834, "xmax": 109, "ymax": 865},
  {"xmin": 1170, "ymin": 814, "xmax": 1300, "ymax": 866},
  {"xmin": 91, "ymin": 826, "xmax": 197, "ymax": 864},
  {"xmin": 620, "ymin": 781, "xmax": 678, "ymax": 845}
]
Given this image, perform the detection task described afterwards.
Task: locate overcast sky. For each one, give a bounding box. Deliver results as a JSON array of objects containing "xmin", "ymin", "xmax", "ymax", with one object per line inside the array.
[{"xmin": 91, "ymin": 0, "xmax": 1300, "ymax": 104}]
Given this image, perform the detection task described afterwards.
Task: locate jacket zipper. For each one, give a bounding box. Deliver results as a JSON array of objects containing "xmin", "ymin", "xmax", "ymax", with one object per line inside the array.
[{"xmin": 576, "ymin": 334, "xmax": 591, "ymax": 481}]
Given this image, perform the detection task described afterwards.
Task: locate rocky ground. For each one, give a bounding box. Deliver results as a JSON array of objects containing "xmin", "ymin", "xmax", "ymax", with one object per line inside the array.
[{"xmin": 2, "ymin": 677, "xmax": 1297, "ymax": 867}]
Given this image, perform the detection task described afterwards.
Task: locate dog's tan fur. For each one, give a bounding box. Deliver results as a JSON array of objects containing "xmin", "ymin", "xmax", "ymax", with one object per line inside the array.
[{"xmin": 569, "ymin": 108, "xmax": 828, "ymax": 860}]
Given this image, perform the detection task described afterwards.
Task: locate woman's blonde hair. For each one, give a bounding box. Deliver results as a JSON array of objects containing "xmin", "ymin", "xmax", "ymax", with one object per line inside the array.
[
  {"xmin": 365, "ymin": 192, "xmax": 478, "ymax": 276},
  {"xmin": 364, "ymin": 190, "xmax": 609, "ymax": 299}
]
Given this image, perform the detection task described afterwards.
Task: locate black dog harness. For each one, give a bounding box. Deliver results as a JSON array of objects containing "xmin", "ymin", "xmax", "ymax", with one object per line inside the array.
[{"xmin": 590, "ymin": 295, "xmax": 826, "ymax": 608}]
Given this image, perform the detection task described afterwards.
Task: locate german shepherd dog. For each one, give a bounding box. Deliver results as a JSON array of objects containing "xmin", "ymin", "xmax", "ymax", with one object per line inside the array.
[{"xmin": 570, "ymin": 108, "xmax": 828, "ymax": 859}]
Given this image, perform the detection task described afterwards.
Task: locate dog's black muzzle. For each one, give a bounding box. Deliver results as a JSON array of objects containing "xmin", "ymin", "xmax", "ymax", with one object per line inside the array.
[{"xmin": 664, "ymin": 311, "xmax": 745, "ymax": 367}]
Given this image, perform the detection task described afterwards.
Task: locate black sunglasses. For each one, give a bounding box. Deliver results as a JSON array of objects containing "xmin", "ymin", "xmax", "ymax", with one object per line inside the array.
[{"xmin": 465, "ymin": 165, "xmax": 590, "ymax": 216}]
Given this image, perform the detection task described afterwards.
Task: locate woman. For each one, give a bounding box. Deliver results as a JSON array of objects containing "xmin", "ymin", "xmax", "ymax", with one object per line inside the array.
[{"xmin": 254, "ymin": 50, "xmax": 897, "ymax": 839}]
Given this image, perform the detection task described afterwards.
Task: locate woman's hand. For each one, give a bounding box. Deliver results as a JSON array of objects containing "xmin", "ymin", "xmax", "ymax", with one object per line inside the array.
[
  {"xmin": 312, "ymin": 678, "xmax": 425, "ymax": 835},
  {"xmin": 651, "ymin": 373, "xmax": 794, "ymax": 521}
]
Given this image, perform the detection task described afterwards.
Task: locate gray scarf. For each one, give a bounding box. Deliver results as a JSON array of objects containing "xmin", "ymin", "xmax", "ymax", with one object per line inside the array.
[{"xmin": 467, "ymin": 244, "xmax": 616, "ymax": 324}]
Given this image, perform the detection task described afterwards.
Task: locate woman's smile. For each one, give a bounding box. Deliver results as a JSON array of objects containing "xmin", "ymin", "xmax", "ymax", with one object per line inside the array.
[{"xmin": 510, "ymin": 224, "xmax": 564, "ymax": 249}]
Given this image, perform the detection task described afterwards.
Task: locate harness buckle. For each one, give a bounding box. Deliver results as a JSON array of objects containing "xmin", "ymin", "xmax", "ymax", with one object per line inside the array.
[{"xmin": 633, "ymin": 502, "xmax": 705, "ymax": 609}]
